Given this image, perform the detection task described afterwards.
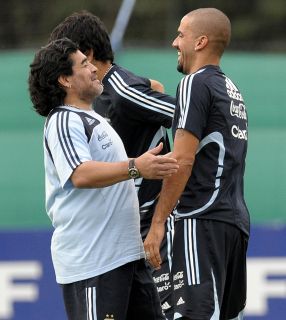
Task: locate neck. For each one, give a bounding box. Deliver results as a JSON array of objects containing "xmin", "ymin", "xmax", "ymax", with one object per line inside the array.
[
  {"xmin": 64, "ymin": 98, "xmax": 93, "ymax": 111},
  {"xmin": 190, "ymin": 54, "xmax": 220, "ymax": 74}
]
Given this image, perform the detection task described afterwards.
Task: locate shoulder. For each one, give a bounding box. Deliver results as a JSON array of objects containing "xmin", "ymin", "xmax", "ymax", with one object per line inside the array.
[
  {"xmin": 45, "ymin": 107, "xmax": 85, "ymax": 132},
  {"xmin": 178, "ymin": 70, "xmax": 207, "ymax": 95},
  {"xmin": 109, "ymin": 64, "xmax": 150, "ymax": 87},
  {"xmin": 179, "ymin": 66, "xmax": 222, "ymax": 92}
]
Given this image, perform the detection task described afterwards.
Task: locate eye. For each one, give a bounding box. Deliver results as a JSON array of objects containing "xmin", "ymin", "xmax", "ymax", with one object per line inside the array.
[{"xmin": 81, "ymin": 59, "xmax": 89, "ymax": 67}]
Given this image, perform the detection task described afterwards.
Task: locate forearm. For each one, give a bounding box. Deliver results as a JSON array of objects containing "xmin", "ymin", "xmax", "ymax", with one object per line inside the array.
[
  {"xmin": 144, "ymin": 129, "xmax": 198, "ymax": 269},
  {"xmin": 71, "ymin": 143, "xmax": 179, "ymax": 188},
  {"xmin": 71, "ymin": 160, "xmax": 129, "ymax": 188},
  {"xmin": 152, "ymin": 163, "xmax": 192, "ymax": 224},
  {"xmin": 143, "ymin": 162, "xmax": 193, "ymax": 269}
]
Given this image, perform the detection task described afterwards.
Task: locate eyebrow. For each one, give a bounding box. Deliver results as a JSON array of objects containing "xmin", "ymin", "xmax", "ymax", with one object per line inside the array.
[{"xmin": 81, "ymin": 57, "xmax": 88, "ymax": 65}]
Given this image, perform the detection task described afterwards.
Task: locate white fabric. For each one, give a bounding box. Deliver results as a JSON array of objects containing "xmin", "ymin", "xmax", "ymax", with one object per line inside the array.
[{"xmin": 44, "ymin": 106, "xmax": 144, "ymax": 284}]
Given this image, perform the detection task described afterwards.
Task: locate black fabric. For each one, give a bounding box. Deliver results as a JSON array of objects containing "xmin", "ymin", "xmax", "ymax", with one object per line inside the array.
[
  {"xmin": 93, "ymin": 64, "xmax": 176, "ymax": 318},
  {"xmin": 173, "ymin": 65, "xmax": 250, "ymax": 236},
  {"xmin": 94, "ymin": 64, "xmax": 174, "ymax": 155},
  {"xmin": 94, "ymin": 64, "xmax": 175, "ymax": 206},
  {"xmin": 61, "ymin": 259, "xmax": 165, "ymax": 320},
  {"xmin": 93, "ymin": 63, "xmax": 175, "ymax": 207},
  {"xmin": 140, "ymin": 199, "xmax": 174, "ymax": 319},
  {"xmin": 172, "ymin": 219, "xmax": 247, "ymax": 320}
]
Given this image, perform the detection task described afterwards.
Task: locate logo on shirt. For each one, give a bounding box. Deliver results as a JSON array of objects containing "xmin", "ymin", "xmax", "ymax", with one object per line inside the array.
[
  {"xmin": 225, "ymin": 77, "xmax": 244, "ymax": 102},
  {"xmin": 104, "ymin": 315, "xmax": 114, "ymax": 320},
  {"xmin": 231, "ymin": 125, "xmax": 248, "ymax": 140},
  {"xmin": 85, "ymin": 117, "xmax": 96, "ymax": 126},
  {"xmin": 157, "ymin": 282, "xmax": 172, "ymax": 293},
  {"xmin": 162, "ymin": 301, "xmax": 172, "ymax": 310},
  {"xmin": 98, "ymin": 131, "xmax": 108, "ymax": 141},
  {"xmin": 97, "ymin": 130, "xmax": 113, "ymax": 149},
  {"xmin": 153, "ymin": 273, "xmax": 170, "ymax": 284},
  {"xmin": 154, "ymin": 272, "xmax": 171, "ymax": 294},
  {"xmin": 176, "ymin": 297, "xmax": 185, "ymax": 305},
  {"xmin": 230, "ymin": 101, "xmax": 247, "ymax": 120},
  {"xmin": 173, "ymin": 271, "xmax": 185, "ymax": 291},
  {"xmin": 102, "ymin": 139, "xmax": 113, "ymax": 149},
  {"xmin": 173, "ymin": 271, "xmax": 184, "ymax": 281}
]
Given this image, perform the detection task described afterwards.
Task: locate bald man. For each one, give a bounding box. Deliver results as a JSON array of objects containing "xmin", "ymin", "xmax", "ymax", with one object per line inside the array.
[{"xmin": 144, "ymin": 8, "xmax": 249, "ymax": 320}]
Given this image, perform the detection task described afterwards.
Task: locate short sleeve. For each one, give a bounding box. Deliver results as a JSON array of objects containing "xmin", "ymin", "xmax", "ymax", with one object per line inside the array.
[
  {"xmin": 45, "ymin": 110, "xmax": 92, "ymax": 188},
  {"xmin": 176, "ymin": 73, "xmax": 211, "ymax": 140}
]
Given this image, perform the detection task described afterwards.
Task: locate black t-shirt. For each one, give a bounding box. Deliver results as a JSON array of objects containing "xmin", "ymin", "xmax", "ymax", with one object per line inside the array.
[
  {"xmin": 173, "ymin": 65, "xmax": 250, "ymax": 236},
  {"xmin": 94, "ymin": 64, "xmax": 176, "ymax": 210}
]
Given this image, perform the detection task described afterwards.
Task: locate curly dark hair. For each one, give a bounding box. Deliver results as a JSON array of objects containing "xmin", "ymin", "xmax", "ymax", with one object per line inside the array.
[
  {"xmin": 28, "ymin": 38, "xmax": 78, "ymax": 117},
  {"xmin": 49, "ymin": 10, "xmax": 114, "ymax": 63}
]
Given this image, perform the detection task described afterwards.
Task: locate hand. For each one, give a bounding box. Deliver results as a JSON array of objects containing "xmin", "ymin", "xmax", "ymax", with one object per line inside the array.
[
  {"xmin": 150, "ymin": 79, "xmax": 165, "ymax": 93},
  {"xmin": 136, "ymin": 143, "xmax": 178, "ymax": 179},
  {"xmin": 144, "ymin": 221, "xmax": 165, "ymax": 269}
]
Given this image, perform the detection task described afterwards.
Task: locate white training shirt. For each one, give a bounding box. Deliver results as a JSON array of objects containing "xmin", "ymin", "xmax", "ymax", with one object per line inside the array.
[{"xmin": 44, "ymin": 105, "xmax": 144, "ymax": 284}]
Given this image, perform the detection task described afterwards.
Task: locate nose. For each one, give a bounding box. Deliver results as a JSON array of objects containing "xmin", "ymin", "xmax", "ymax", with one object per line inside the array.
[
  {"xmin": 172, "ymin": 37, "xmax": 178, "ymax": 48},
  {"xmin": 89, "ymin": 61, "xmax": 97, "ymax": 72}
]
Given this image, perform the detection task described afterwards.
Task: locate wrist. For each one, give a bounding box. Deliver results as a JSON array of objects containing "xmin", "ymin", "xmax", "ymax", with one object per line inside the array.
[
  {"xmin": 152, "ymin": 213, "xmax": 167, "ymax": 225},
  {"xmin": 128, "ymin": 158, "xmax": 141, "ymax": 179}
]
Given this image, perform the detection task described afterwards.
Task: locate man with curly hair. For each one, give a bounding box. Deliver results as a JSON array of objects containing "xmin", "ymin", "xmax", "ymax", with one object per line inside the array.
[
  {"xmin": 28, "ymin": 37, "xmax": 178, "ymax": 320},
  {"xmin": 49, "ymin": 11, "xmax": 176, "ymax": 318}
]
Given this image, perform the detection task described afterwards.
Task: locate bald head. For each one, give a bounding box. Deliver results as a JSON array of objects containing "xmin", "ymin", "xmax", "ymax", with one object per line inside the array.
[{"xmin": 185, "ymin": 8, "xmax": 231, "ymax": 56}]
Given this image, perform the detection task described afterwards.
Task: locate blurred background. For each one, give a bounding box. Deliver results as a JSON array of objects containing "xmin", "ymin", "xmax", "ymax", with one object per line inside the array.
[
  {"xmin": 1, "ymin": 0, "xmax": 286, "ymax": 51},
  {"xmin": 0, "ymin": 0, "xmax": 285, "ymax": 319}
]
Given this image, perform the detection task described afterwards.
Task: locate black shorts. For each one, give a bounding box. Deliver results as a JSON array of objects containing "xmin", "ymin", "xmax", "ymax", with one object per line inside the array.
[
  {"xmin": 172, "ymin": 218, "xmax": 248, "ymax": 320},
  {"xmin": 61, "ymin": 259, "xmax": 165, "ymax": 320},
  {"xmin": 141, "ymin": 203, "xmax": 175, "ymax": 320}
]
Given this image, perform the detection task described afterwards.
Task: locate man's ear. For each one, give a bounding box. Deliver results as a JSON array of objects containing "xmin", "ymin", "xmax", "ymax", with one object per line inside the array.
[
  {"xmin": 58, "ymin": 75, "xmax": 71, "ymax": 89},
  {"xmin": 195, "ymin": 35, "xmax": 208, "ymax": 51}
]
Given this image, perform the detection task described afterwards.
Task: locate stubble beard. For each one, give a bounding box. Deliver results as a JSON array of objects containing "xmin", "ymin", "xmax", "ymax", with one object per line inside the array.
[
  {"xmin": 80, "ymin": 83, "xmax": 103, "ymax": 102},
  {"xmin": 177, "ymin": 62, "xmax": 188, "ymax": 75}
]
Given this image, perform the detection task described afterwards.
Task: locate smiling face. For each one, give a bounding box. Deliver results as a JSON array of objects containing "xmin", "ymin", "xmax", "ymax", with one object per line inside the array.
[
  {"xmin": 172, "ymin": 15, "xmax": 198, "ymax": 75},
  {"xmin": 68, "ymin": 50, "xmax": 103, "ymax": 104},
  {"xmin": 172, "ymin": 9, "xmax": 231, "ymax": 75}
]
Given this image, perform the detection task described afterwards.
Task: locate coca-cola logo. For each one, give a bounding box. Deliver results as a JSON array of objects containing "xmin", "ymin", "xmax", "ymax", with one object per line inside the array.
[{"xmin": 230, "ymin": 100, "xmax": 247, "ymax": 120}]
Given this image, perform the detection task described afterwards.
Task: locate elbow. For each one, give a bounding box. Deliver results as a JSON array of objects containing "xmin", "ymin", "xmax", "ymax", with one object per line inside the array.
[
  {"xmin": 71, "ymin": 173, "xmax": 104, "ymax": 189},
  {"xmin": 177, "ymin": 156, "xmax": 195, "ymax": 174},
  {"xmin": 71, "ymin": 177, "xmax": 88, "ymax": 188},
  {"xmin": 176, "ymin": 153, "xmax": 195, "ymax": 166},
  {"xmin": 70, "ymin": 162, "xmax": 95, "ymax": 188},
  {"xmin": 71, "ymin": 173, "xmax": 92, "ymax": 188}
]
